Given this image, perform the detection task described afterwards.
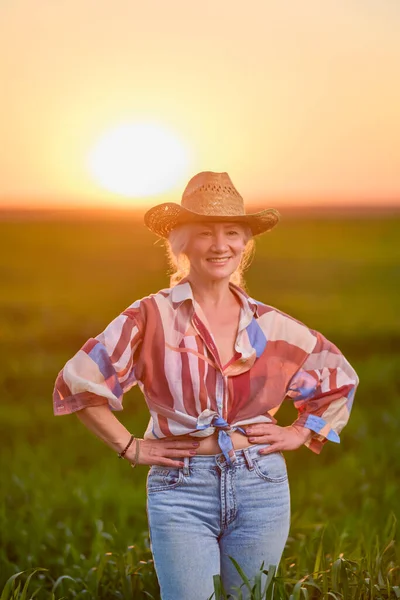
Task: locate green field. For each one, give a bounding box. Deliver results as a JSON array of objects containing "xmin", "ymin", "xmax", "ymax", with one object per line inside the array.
[{"xmin": 0, "ymin": 215, "xmax": 399, "ymax": 599}]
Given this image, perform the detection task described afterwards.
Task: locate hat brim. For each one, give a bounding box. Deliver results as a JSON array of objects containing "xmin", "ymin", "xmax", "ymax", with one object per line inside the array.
[{"xmin": 144, "ymin": 203, "xmax": 281, "ymax": 238}]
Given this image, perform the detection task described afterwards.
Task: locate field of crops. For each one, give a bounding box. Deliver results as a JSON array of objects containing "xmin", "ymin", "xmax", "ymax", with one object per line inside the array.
[{"xmin": 0, "ymin": 214, "xmax": 399, "ymax": 599}]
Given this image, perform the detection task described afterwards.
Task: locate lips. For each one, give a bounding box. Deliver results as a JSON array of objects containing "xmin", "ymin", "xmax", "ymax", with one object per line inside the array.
[{"xmin": 206, "ymin": 257, "xmax": 231, "ymax": 263}]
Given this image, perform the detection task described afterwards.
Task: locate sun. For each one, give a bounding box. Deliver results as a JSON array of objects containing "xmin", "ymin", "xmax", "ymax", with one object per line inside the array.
[{"xmin": 87, "ymin": 121, "xmax": 192, "ymax": 197}]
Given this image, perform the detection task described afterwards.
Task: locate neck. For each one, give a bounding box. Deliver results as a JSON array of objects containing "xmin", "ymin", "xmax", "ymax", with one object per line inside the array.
[{"xmin": 187, "ymin": 274, "xmax": 234, "ymax": 309}]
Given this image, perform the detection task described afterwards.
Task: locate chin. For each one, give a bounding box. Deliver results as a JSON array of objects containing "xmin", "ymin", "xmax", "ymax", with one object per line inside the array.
[{"xmin": 204, "ymin": 266, "xmax": 236, "ymax": 280}]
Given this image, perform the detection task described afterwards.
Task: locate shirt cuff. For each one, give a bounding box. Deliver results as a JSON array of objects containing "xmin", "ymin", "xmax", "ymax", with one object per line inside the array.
[
  {"xmin": 53, "ymin": 391, "xmax": 111, "ymax": 415},
  {"xmin": 292, "ymin": 413, "xmax": 340, "ymax": 454}
]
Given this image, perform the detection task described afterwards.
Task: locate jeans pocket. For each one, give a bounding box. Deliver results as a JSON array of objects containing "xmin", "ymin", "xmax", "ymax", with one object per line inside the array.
[
  {"xmin": 253, "ymin": 450, "xmax": 288, "ymax": 483},
  {"xmin": 146, "ymin": 465, "xmax": 184, "ymax": 493}
]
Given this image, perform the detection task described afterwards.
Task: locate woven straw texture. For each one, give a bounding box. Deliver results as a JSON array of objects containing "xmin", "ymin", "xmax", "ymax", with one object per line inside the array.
[{"xmin": 144, "ymin": 171, "xmax": 281, "ymax": 238}]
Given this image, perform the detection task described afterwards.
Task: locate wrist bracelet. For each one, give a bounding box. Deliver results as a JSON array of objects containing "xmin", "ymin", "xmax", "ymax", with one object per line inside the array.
[
  {"xmin": 118, "ymin": 434, "xmax": 134, "ymax": 459},
  {"xmin": 130, "ymin": 438, "xmax": 141, "ymax": 469}
]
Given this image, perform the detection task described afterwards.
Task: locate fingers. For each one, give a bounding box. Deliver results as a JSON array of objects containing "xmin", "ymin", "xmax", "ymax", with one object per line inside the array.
[
  {"xmin": 153, "ymin": 458, "xmax": 185, "ymax": 468},
  {"xmin": 259, "ymin": 443, "xmax": 283, "ymax": 454},
  {"xmin": 253, "ymin": 426, "xmax": 306, "ymax": 453},
  {"xmin": 249, "ymin": 437, "xmax": 273, "ymax": 445},
  {"xmin": 138, "ymin": 439, "xmax": 198, "ymax": 467},
  {"xmin": 163, "ymin": 448, "xmax": 198, "ymax": 458},
  {"xmin": 247, "ymin": 430, "xmax": 276, "ymax": 445},
  {"xmin": 245, "ymin": 423, "xmax": 277, "ymax": 436},
  {"xmin": 249, "ymin": 434, "xmax": 282, "ymax": 448},
  {"xmin": 162, "ymin": 441, "xmax": 201, "ymax": 449},
  {"xmin": 245, "ymin": 424, "xmax": 282, "ymax": 447},
  {"xmin": 245, "ymin": 425, "xmax": 286, "ymax": 453}
]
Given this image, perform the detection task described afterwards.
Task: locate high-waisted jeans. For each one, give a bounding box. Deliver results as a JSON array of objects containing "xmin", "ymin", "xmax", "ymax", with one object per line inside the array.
[{"xmin": 146, "ymin": 443, "xmax": 291, "ymax": 600}]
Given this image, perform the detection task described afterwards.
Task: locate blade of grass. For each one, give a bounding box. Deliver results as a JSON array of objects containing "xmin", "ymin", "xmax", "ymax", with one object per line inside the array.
[
  {"xmin": 228, "ymin": 556, "xmax": 252, "ymax": 593},
  {"xmin": 262, "ymin": 564, "xmax": 276, "ymax": 600},
  {"xmin": 313, "ymin": 528, "xmax": 325, "ymax": 575},
  {"xmin": 19, "ymin": 569, "xmax": 47, "ymax": 600},
  {"xmin": 1, "ymin": 571, "xmax": 25, "ymax": 600},
  {"xmin": 1, "ymin": 569, "xmax": 47, "ymax": 600},
  {"xmin": 331, "ymin": 558, "xmax": 342, "ymax": 593},
  {"xmin": 51, "ymin": 575, "xmax": 79, "ymax": 594}
]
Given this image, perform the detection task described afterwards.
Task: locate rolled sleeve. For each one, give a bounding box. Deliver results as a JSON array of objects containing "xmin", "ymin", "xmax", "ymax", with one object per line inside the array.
[
  {"xmin": 286, "ymin": 330, "xmax": 359, "ymax": 454},
  {"xmin": 53, "ymin": 311, "xmax": 142, "ymax": 416}
]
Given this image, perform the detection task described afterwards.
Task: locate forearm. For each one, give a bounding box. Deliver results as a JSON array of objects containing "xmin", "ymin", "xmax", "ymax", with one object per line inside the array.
[
  {"xmin": 75, "ymin": 403, "xmax": 135, "ymax": 456},
  {"xmin": 74, "ymin": 404, "xmax": 199, "ymax": 468}
]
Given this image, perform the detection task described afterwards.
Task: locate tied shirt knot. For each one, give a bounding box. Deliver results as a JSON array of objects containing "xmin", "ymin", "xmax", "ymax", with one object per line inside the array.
[{"xmin": 196, "ymin": 409, "xmax": 246, "ymax": 466}]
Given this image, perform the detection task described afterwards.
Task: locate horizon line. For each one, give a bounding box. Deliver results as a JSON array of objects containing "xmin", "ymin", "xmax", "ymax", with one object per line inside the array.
[{"xmin": 1, "ymin": 204, "xmax": 400, "ymax": 222}]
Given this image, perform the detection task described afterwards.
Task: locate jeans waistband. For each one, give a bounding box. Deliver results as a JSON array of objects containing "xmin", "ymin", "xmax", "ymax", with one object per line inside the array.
[{"xmin": 175, "ymin": 443, "xmax": 272, "ymax": 474}]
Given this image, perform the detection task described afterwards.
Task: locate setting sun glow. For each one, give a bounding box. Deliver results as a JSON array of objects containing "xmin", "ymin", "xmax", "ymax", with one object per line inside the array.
[{"xmin": 87, "ymin": 122, "xmax": 192, "ymax": 198}]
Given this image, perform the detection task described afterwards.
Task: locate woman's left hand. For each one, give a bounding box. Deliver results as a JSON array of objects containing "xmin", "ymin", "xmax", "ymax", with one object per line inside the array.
[{"xmin": 245, "ymin": 423, "xmax": 313, "ymax": 454}]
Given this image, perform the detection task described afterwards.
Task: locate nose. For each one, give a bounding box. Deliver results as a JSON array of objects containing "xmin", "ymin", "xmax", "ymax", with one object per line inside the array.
[{"xmin": 211, "ymin": 231, "xmax": 229, "ymax": 252}]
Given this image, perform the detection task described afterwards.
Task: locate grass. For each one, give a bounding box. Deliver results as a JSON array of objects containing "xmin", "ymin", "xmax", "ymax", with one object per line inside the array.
[{"xmin": 0, "ymin": 215, "xmax": 399, "ymax": 598}]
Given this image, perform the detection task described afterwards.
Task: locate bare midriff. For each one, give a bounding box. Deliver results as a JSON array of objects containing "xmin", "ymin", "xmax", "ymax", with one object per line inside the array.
[{"xmin": 163, "ymin": 429, "xmax": 255, "ymax": 455}]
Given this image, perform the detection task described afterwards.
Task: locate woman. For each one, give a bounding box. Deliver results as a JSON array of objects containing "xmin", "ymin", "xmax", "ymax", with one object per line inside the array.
[{"xmin": 53, "ymin": 171, "xmax": 359, "ymax": 600}]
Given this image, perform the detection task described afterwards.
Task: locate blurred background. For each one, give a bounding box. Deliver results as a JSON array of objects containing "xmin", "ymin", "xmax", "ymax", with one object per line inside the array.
[{"xmin": 1, "ymin": 1, "xmax": 399, "ymax": 598}]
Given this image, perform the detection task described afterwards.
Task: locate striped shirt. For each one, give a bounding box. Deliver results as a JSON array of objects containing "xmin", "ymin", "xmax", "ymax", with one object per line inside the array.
[{"xmin": 53, "ymin": 279, "xmax": 359, "ymax": 464}]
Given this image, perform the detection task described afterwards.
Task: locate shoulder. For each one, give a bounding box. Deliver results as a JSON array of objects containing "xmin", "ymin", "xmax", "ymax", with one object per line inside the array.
[
  {"xmin": 251, "ymin": 295, "xmax": 311, "ymax": 327},
  {"xmin": 249, "ymin": 295, "xmax": 318, "ymax": 354},
  {"xmin": 121, "ymin": 286, "xmax": 175, "ymax": 322}
]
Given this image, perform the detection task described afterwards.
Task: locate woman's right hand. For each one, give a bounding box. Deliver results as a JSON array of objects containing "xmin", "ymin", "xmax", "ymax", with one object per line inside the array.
[{"xmin": 126, "ymin": 437, "xmax": 199, "ymax": 468}]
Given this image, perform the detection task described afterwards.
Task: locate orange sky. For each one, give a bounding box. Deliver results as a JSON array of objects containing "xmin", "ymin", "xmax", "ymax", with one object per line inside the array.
[{"xmin": 1, "ymin": 0, "xmax": 400, "ymax": 208}]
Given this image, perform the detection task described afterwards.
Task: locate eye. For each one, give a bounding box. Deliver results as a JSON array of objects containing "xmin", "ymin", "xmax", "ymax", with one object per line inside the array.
[
  {"xmin": 227, "ymin": 230, "xmax": 239, "ymax": 236},
  {"xmin": 199, "ymin": 230, "xmax": 212, "ymax": 236}
]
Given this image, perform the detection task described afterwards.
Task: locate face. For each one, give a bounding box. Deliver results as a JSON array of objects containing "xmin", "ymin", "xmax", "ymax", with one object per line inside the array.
[{"xmin": 184, "ymin": 221, "xmax": 248, "ymax": 282}]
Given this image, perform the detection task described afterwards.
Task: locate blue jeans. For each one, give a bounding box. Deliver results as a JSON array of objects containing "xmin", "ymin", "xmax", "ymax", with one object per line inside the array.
[{"xmin": 146, "ymin": 443, "xmax": 291, "ymax": 600}]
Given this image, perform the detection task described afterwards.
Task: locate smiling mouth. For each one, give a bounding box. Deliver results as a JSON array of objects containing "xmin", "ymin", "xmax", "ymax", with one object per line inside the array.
[{"xmin": 206, "ymin": 257, "xmax": 231, "ymax": 263}]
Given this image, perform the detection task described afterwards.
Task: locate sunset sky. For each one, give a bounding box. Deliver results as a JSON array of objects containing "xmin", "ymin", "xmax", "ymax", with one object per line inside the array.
[{"xmin": 1, "ymin": 0, "xmax": 400, "ymax": 209}]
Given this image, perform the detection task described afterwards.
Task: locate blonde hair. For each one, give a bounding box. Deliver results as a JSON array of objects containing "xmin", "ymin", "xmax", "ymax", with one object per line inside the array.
[{"xmin": 165, "ymin": 222, "xmax": 255, "ymax": 289}]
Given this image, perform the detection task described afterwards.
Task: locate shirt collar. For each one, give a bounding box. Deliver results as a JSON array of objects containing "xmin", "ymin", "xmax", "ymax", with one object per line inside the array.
[
  {"xmin": 229, "ymin": 282, "xmax": 259, "ymax": 319},
  {"xmin": 170, "ymin": 277, "xmax": 195, "ymax": 307},
  {"xmin": 170, "ymin": 278, "xmax": 259, "ymax": 319}
]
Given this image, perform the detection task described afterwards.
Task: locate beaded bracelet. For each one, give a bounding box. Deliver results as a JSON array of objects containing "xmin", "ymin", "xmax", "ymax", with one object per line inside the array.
[{"xmin": 118, "ymin": 434, "xmax": 134, "ymax": 459}]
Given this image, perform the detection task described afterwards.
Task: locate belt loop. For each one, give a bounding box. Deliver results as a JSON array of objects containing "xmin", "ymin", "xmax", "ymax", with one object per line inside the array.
[
  {"xmin": 243, "ymin": 447, "xmax": 254, "ymax": 470},
  {"xmin": 182, "ymin": 456, "xmax": 190, "ymax": 476}
]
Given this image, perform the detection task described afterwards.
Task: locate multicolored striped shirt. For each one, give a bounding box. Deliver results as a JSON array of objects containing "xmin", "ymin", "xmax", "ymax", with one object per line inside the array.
[{"xmin": 53, "ymin": 279, "xmax": 359, "ymax": 465}]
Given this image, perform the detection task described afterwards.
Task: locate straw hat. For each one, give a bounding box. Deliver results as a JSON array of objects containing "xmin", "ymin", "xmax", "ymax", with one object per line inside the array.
[{"xmin": 143, "ymin": 171, "xmax": 281, "ymax": 238}]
